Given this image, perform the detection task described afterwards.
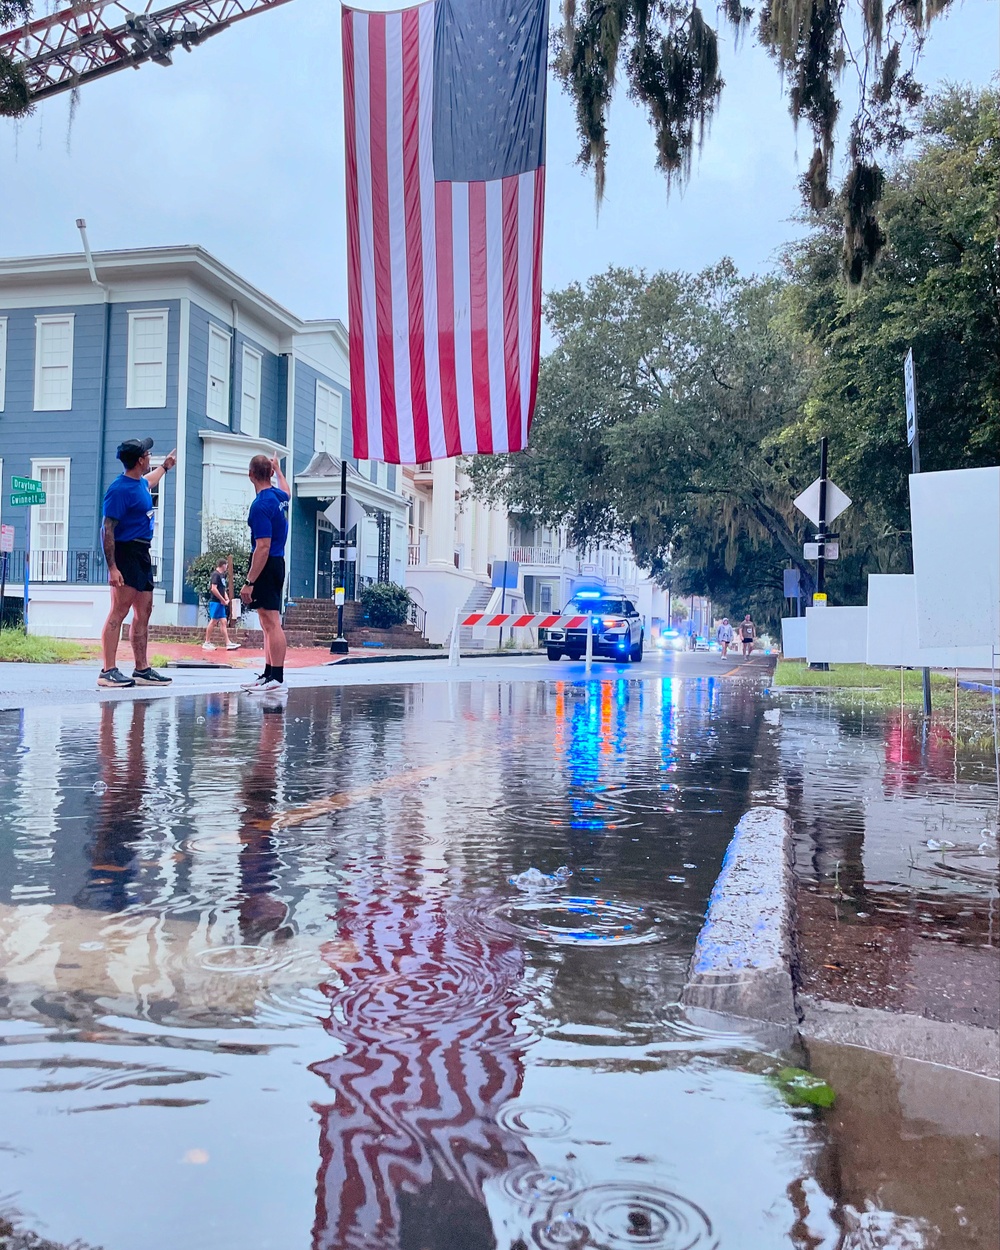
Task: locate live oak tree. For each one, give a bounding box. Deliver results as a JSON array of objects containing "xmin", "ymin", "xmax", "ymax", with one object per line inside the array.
[
  {"xmin": 781, "ymin": 85, "xmax": 1000, "ymax": 561},
  {"xmin": 469, "ymin": 87, "xmax": 998, "ymax": 628},
  {"xmin": 0, "ymin": 0, "xmax": 30, "ymax": 118},
  {"xmin": 555, "ymin": 0, "xmax": 953, "ymax": 282},
  {"xmin": 467, "ymin": 262, "xmax": 820, "ymax": 624}
]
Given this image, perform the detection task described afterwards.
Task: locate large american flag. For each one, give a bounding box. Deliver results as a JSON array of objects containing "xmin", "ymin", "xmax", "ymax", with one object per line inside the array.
[{"xmin": 342, "ymin": 0, "xmax": 548, "ymax": 463}]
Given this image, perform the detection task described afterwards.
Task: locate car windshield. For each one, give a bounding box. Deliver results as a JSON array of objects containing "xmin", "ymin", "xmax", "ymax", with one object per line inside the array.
[{"xmin": 567, "ymin": 599, "xmax": 630, "ymax": 615}]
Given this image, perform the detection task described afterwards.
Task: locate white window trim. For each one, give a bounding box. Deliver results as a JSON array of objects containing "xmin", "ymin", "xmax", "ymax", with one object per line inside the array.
[
  {"xmin": 240, "ymin": 344, "xmax": 262, "ymax": 437},
  {"xmin": 314, "ymin": 379, "xmax": 342, "ymax": 454},
  {"xmin": 148, "ymin": 455, "xmax": 166, "ymax": 584},
  {"xmin": 0, "ymin": 317, "xmax": 7, "ymax": 413},
  {"xmin": 206, "ymin": 323, "xmax": 231, "ymax": 425},
  {"xmin": 33, "ymin": 314, "xmax": 75, "ymax": 412},
  {"xmin": 30, "ymin": 456, "xmax": 71, "ymax": 582},
  {"xmin": 126, "ymin": 308, "xmax": 169, "ymax": 409}
]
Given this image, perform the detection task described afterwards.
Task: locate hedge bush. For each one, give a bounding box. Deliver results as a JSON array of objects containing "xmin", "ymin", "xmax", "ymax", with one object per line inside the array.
[{"xmin": 361, "ymin": 581, "xmax": 412, "ymax": 629}]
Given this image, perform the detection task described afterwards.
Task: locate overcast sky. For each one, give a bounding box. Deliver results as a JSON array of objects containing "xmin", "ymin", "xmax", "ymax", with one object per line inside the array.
[{"xmin": 0, "ymin": 0, "xmax": 994, "ymax": 320}]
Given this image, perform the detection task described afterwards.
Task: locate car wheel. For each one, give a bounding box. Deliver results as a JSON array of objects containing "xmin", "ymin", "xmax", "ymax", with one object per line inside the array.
[
  {"xmin": 630, "ymin": 634, "xmax": 644, "ymax": 662},
  {"xmin": 566, "ymin": 651, "xmax": 583, "ymax": 662},
  {"xmin": 546, "ymin": 648, "xmax": 563, "ymax": 661}
]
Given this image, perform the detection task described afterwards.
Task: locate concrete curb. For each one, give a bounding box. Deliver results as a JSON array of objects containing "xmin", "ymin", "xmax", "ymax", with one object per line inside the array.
[
  {"xmin": 799, "ymin": 996, "xmax": 1000, "ymax": 1078},
  {"xmin": 682, "ymin": 805, "xmax": 797, "ymax": 1025}
]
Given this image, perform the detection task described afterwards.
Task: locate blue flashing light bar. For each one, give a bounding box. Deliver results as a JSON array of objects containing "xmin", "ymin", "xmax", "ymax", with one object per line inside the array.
[{"xmin": 575, "ymin": 590, "xmax": 602, "ymax": 598}]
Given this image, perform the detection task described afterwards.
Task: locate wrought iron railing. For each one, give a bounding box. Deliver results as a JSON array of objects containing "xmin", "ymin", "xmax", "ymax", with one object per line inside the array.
[
  {"xmin": 1, "ymin": 549, "xmax": 116, "ymax": 584},
  {"xmin": 407, "ymin": 601, "xmax": 427, "ymax": 635}
]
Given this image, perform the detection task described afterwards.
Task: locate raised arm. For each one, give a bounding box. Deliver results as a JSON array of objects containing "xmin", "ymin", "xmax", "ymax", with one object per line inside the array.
[
  {"xmin": 144, "ymin": 448, "xmax": 177, "ymax": 490},
  {"xmin": 271, "ymin": 453, "xmax": 290, "ymax": 495}
]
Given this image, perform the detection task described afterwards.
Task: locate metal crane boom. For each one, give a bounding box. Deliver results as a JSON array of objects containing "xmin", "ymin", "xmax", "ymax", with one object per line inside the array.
[{"xmin": 1, "ymin": 0, "xmax": 295, "ymax": 104}]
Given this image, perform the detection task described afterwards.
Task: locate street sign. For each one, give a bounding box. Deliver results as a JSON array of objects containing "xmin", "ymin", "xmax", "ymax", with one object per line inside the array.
[
  {"xmin": 491, "ymin": 559, "xmax": 519, "ymax": 590},
  {"xmin": 804, "ymin": 541, "xmax": 839, "ymax": 561},
  {"xmin": 0, "ymin": 525, "xmax": 13, "ymax": 553},
  {"xmin": 794, "ymin": 478, "xmax": 851, "ymax": 527},
  {"xmin": 9, "ymin": 492, "xmax": 45, "ymax": 507},
  {"xmin": 812, "ymin": 592, "xmax": 828, "ymax": 607},
  {"xmin": 904, "ymin": 348, "xmax": 916, "ymax": 447},
  {"xmin": 10, "ymin": 476, "xmax": 42, "ymax": 494},
  {"xmin": 323, "ymin": 494, "xmax": 365, "ymax": 536}
]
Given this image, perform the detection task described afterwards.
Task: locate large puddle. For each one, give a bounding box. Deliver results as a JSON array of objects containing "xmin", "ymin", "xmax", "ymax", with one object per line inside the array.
[{"xmin": 0, "ymin": 676, "xmax": 996, "ymax": 1248}]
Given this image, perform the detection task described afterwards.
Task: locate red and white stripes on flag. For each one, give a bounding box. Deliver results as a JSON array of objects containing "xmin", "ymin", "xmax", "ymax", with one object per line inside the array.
[{"xmin": 342, "ymin": 1, "xmax": 545, "ymax": 463}]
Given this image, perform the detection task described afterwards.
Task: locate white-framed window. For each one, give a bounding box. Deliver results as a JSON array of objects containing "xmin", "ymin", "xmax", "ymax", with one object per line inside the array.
[
  {"xmin": 126, "ymin": 309, "xmax": 168, "ymax": 408},
  {"xmin": 30, "ymin": 457, "xmax": 70, "ymax": 581},
  {"xmin": 34, "ymin": 315, "xmax": 74, "ymax": 411},
  {"xmin": 0, "ymin": 318, "xmax": 7, "ymax": 412},
  {"xmin": 206, "ymin": 324, "xmax": 231, "ymax": 423},
  {"xmin": 314, "ymin": 380, "xmax": 342, "ymax": 453},
  {"xmin": 240, "ymin": 345, "xmax": 262, "ymax": 437}
]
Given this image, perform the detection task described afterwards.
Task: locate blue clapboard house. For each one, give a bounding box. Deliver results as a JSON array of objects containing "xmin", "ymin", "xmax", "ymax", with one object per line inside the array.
[{"xmin": 0, "ymin": 245, "xmax": 408, "ymax": 635}]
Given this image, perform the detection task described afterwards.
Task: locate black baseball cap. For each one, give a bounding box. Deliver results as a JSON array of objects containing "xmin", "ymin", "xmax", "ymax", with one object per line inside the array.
[{"xmin": 117, "ymin": 437, "xmax": 154, "ymax": 465}]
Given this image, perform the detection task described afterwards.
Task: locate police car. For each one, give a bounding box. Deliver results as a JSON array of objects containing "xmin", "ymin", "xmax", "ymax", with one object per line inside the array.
[{"xmin": 545, "ymin": 594, "xmax": 644, "ymax": 662}]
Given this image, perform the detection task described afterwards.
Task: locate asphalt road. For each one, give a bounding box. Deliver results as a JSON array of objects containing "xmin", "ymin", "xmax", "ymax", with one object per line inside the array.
[{"xmin": 0, "ymin": 648, "xmax": 773, "ymax": 711}]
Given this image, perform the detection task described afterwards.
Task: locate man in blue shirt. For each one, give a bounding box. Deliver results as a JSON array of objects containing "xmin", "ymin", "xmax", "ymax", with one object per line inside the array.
[
  {"xmin": 240, "ymin": 453, "xmax": 291, "ymax": 694},
  {"xmin": 98, "ymin": 437, "xmax": 176, "ymax": 689}
]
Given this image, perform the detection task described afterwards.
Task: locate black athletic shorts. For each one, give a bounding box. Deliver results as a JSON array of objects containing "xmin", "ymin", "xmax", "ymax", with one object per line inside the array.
[
  {"xmin": 115, "ymin": 540, "xmax": 154, "ymax": 593},
  {"xmin": 249, "ymin": 556, "xmax": 285, "ymax": 613}
]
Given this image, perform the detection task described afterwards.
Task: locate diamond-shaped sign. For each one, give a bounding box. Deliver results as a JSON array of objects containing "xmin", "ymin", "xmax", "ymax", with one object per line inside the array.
[{"xmin": 793, "ymin": 478, "xmax": 851, "ymax": 527}]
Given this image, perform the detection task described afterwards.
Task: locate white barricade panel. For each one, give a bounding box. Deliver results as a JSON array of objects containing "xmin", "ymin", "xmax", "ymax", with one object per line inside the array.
[
  {"xmin": 806, "ymin": 606, "xmax": 868, "ymax": 664},
  {"xmin": 867, "ymin": 574, "xmax": 994, "ymax": 668},
  {"xmin": 910, "ymin": 467, "xmax": 1000, "ymax": 651},
  {"xmin": 781, "ymin": 617, "xmax": 808, "ymax": 659}
]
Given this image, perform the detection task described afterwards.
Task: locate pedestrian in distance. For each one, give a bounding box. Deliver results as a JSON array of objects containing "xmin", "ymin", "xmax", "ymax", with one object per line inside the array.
[
  {"xmin": 97, "ymin": 438, "xmax": 176, "ymax": 689},
  {"xmin": 203, "ymin": 557, "xmax": 241, "ymax": 652},
  {"xmin": 716, "ymin": 617, "xmax": 734, "ymax": 657},
  {"xmin": 739, "ymin": 614, "xmax": 756, "ymax": 657},
  {"xmin": 240, "ymin": 454, "xmax": 290, "ymax": 694}
]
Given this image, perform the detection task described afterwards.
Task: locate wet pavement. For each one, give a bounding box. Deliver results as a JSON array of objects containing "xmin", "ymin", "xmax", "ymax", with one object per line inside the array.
[
  {"xmin": 0, "ymin": 665, "xmax": 997, "ymax": 1249},
  {"xmin": 774, "ymin": 695, "xmax": 1000, "ymax": 1029}
]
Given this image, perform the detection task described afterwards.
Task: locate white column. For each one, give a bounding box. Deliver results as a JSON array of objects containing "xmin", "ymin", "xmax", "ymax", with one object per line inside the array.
[{"xmin": 428, "ymin": 457, "xmax": 456, "ymax": 566}]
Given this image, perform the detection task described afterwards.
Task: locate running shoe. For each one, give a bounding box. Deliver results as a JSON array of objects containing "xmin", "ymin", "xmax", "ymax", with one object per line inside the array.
[
  {"xmin": 225, "ymin": 641, "xmax": 241, "ymax": 650},
  {"xmin": 241, "ymin": 673, "xmax": 268, "ymax": 691},
  {"xmin": 248, "ymin": 678, "xmax": 285, "ymax": 694},
  {"xmin": 97, "ymin": 667, "xmax": 135, "ymax": 689},
  {"xmin": 202, "ymin": 642, "xmax": 217, "ymax": 650},
  {"xmin": 132, "ymin": 667, "xmax": 172, "ymax": 686}
]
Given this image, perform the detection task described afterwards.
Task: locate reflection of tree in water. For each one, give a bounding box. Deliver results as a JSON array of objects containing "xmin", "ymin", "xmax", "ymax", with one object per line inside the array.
[
  {"xmin": 310, "ymin": 862, "xmax": 531, "ymax": 1250},
  {"xmin": 75, "ymin": 701, "xmax": 147, "ymax": 912}
]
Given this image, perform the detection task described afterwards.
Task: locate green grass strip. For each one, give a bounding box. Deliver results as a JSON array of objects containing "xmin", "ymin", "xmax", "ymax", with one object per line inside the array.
[{"xmin": 0, "ymin": 629, "xmax": 90, "ymax": 664}]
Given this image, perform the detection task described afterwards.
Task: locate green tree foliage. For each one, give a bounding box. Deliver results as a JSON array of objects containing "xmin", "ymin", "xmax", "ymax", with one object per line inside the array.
[
  {"xmin": 556, "ymin": 0, "xmax": 945, "ymax": 282},
  {"xmin": 360, "ymin": 581, "xmax": 412, "ymax": 629},
  {"xmin": 468, "ymin": 262, "xmax": 818, "ymax": 625},
  {"xmin": 783, "ymin": 85, "xmax": 999, "ymax": 551},
  {"xmin": 185, "ymin": 520, "xmax": 251, "ymax": 602},
  {"xmin": 0, "ymin": 1, "xmax": 32, "ymax": 119},
  {"xmin": 470, "ymin": 87, "xmax": 997, "ymax": 628}
]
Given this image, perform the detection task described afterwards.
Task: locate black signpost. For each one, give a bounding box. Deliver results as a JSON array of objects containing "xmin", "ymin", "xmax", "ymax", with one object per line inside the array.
[{"xmin": 330, "ymin": 459, "xmax": 350, "ymax": 655}]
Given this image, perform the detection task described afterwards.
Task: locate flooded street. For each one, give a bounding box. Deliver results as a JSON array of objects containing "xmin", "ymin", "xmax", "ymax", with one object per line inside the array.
[{"xmin": 0, "ymin": 670, "xmax": 996, "ymax": 1248}]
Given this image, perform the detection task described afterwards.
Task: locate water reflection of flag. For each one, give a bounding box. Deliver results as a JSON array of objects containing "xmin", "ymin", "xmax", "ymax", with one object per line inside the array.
[
  {"xmin": 311, "ymin": 874, "xmax": 529, "ymax": 1249},
  {"xmin": 342, "ymin": 0, "xmax": 548, "ymax": 463}
]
